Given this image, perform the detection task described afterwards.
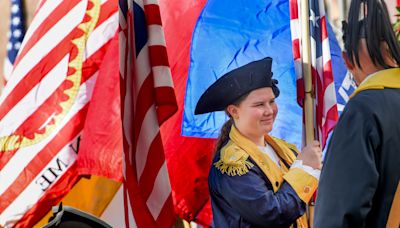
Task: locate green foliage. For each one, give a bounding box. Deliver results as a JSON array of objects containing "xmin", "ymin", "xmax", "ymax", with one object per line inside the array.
[{"xmin": 394, "ymin": 6, "xmax": 400, "ymax": 42}]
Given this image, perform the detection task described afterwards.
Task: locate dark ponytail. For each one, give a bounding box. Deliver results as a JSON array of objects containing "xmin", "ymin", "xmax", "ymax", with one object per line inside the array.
[
  {"xmin": 213, "ymin": 118, "xmax": 233, "ymax": 158},
  {"xmin": 344, "ymin": 0, "xmax": 400, "ymax": 68},
  {"xmin": 212, "ymin": 91, "xmax": 252, "ymax": 158}
]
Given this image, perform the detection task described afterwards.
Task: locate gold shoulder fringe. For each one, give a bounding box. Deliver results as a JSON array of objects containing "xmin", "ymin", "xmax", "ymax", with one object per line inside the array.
[{"xmin": 214, "ymin": 144, "xmax": 254, "ymax": 176}]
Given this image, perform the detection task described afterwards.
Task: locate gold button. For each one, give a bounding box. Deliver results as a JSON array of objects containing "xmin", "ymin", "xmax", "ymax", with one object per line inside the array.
[{"xmin": 304, "ymin": 186, "xmax": 311, "ymax": 193}]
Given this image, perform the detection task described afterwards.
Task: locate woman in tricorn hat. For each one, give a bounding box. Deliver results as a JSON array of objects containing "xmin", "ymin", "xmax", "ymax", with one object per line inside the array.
[{"xmin": 195, "ymin": 57, "xmax": 322, "ymax": 227}]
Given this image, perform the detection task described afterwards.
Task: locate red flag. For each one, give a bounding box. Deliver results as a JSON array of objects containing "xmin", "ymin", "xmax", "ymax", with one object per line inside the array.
[
  {"xmin": 76, "ymin": 30, "xmax": 122, "ymax": 182},
  {"xmin": 158, "ymin": 0, "xmax": 214, "ymax": 224},
  {"xmin": 0, "ymin": 0, "xmax": 118, "ymax": 226},
  {"xmin": 120, "ymin": 0, "xmax": 178, "ymax": 227}
]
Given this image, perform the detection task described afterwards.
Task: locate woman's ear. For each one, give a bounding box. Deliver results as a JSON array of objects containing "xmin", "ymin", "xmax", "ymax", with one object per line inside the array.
[{"xmin": 226, "ymin": 105, "xmax": 239, "ymax": 120}]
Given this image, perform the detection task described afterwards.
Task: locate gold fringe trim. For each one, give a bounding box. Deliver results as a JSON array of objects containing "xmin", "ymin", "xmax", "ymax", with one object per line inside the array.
[{"xmin": 214, "ymin": 159, "xmax": 254, "ymax": 176}]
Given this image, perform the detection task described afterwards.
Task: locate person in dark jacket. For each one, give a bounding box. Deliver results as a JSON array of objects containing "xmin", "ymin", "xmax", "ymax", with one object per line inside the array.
[
  {"xmin": 314, "ymin": 0, "xmax": 400, "ymax": 227},
  {"xmin": 43, "ymin": 204, "xmax": 112, "ymax": 228},
  {"xmin": 195, "ymin": 57, "xmax": 322, "ymax": 227}
]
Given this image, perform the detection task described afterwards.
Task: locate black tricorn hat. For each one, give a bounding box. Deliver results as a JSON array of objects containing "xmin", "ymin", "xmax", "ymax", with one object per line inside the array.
[
  {"xmin": 43, "ymin": 203, "xmax": 112, "ymax": 228},
  {"xmin": 195, "ymin": 57, "xmax": 279, "ymax": 115}
]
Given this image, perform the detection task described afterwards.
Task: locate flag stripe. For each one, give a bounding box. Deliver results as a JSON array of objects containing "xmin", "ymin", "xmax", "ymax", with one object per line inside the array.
[
  {"xmin": 15, "ymin": 0, "xmax": 82, "ymax": 66},
  {"xmin": 0, "ymin": 14, "xmax": 117, "ymax": 133},
  {"xmin": 289, "ymin": 0, "xmax": 338, "ymax": 147},
  {"xmin": 0, "ymin": 55, "xmax": 70, "ymax": 139},
  {"xmin": 3, "ymin": 59, "xmax": 13, "ymax": 82},
  {"xmin": 134, "ymin": 46, "xmax": 152, "ymax": 98},
  {"xmin": 0, "ymin": 41, "xmax": 112, "ymax": 168},
  {"xmin": 0, "ymin": 73, "xmax": 99, "ymax": 170},
  {"xmin": 148, "ymin": 25, "xmax": 167, "ymax": 46},
  {"xmin": 11, "ymin": 162, "xmax": 80, "ymax": 228},
  {"xmin": 146, "ymin": 162, "xmax": 172, "ymax": 219},
  {"xmin": 85, "ymin": 13, "xmax": 118, "ymax": 56},
  {"xmin": 0, "ymin": 147, "xmax": 79, "ymax": 227},
  {"xmin": 4, "ymin": 0, "xmax": 114, "ymax": 103},
  {"xmin": 95, "ymin": 0, "xmax": 118, "ymax": 26},
  {"xmin": 143, "ymin": 5, "xmax": 162, "ymax": 25},
  {"xmin": 0, "ymin": 3, "xmax": 87, "ymax": 113},
  {"xmin": 153, "ymin": 66, "xmax": 174, "ymax": 87},
  {"xmin": 126, "ymin": 191, "xmax": 138, "ymax": 228},
  {"xmin": 0, "ymin": 103, "xmax": 88, "ymax": 214},
  {"xmin": 121, "ymin": 0, "xmax": 177, "ymax": 225},
  {"xmin": 0, "ymin": 36, "xmax": 76, "ymax": 119},
  {"xmin": 135, "ymin": 105, "xmax": 159, "ymax": 180},
  {"xmin": 138, "ymin": 134, "xmax": 165, "ymax": 199},
  {"xmin": 0, "ymin": 73, "xmax": 96, "ymax": 197},
  {"xmin": 155, "ymin": 195, "xmax": 175, "ymax": 227},
  {"xmin": 149, "ymin": 46, "xmax": 169, "ymax": 67},
  {"xmin": 18, "ymin": 0, "xmax": 65, "ymax": 54}
]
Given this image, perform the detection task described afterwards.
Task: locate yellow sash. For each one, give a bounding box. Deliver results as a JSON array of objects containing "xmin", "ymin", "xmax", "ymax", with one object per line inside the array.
[
  {"xmin": 350, "ymin": 68, "xmax": 400, "ymax": 99},
  {"xmin": 228, "ymin": 126, "xmax": 308, "ymax": 228}
]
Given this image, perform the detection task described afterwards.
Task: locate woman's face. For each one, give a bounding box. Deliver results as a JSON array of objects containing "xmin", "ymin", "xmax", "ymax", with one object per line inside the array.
[{"xmin": 228, "ymin": 87, "xmax": 278, "ymax": 140}]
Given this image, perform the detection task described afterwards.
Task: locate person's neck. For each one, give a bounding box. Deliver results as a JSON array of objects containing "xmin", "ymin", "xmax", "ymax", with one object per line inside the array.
[
  {"xmin": 355, "ymin": 64, "xmax": 385, "ymax": 85},
  {"xmin": 238, "ymin": 129, "xmax": 265, "ymax": 147},
  {"xmin": 359, "ymin": 66, "xmax": 387, "ymax": 85}
]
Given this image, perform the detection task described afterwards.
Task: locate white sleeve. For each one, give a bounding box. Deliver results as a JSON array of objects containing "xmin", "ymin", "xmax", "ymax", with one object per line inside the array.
[{"xmin": 291, "ymin": 160, "xmax": 321, "ymax": 180}]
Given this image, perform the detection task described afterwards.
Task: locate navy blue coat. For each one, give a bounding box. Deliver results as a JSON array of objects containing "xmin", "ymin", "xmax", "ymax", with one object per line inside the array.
[
  {"xmin": 314, "ymin": 69, "xmax": 400, "ymax": 228},
  {"xmin": 209, "ymin": 153, "xmax": 306, "ymax": 228}
]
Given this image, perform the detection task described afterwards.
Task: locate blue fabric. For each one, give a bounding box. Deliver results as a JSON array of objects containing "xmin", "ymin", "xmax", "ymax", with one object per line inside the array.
[
  {"xmin": 133, "ymin": 2, "xmax": 147, "ymax": 56},
  {"xmin": 182, "ymin": 0, "xmax": 350, "ymax": 149},
  {"xmin": 7, "ymin": 0, "xmax": 25, "ymax": 63}
]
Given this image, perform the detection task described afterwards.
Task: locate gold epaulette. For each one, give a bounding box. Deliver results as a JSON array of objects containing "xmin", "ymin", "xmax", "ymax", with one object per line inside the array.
[
  {"xmin": 214, "ymin": 142, "xmax": 254, "ymax": 176},
  {"xmin": 271, "ymin": 136, "xmax": 299, "ymax": 154}
]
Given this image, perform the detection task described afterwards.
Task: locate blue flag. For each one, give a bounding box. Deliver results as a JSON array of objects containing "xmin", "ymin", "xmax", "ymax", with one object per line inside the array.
[{"xmin": 182, "ymin": 0, "xmax": 351, "ymax": 149}]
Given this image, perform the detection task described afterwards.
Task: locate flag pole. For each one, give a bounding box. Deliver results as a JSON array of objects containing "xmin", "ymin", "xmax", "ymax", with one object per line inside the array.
[
  {"xmin": 300, "ymin": 0, "xmax": 315, "ymax": 145},
  {"xmin": 300, "ymin": 0, "xmax": 315, "ymax": 227}
]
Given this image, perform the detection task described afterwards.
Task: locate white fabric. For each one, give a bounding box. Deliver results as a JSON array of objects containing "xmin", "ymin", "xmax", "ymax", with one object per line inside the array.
[
  {"xmin": 258, "ymin": 143, "xmax": 320, "ymax": 180},
  {"xmin": 258, "ymin": 144, "xmax": 281, "ymax": 167},
  {"xmin": 291, "ymin": 160, "xmax": 321, "ymax": 180}
]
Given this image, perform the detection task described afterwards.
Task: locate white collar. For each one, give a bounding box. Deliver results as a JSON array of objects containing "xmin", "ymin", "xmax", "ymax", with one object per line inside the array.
[{"xmin": 258, "ymin": 143, "xmax": 281, "ymax": 167}]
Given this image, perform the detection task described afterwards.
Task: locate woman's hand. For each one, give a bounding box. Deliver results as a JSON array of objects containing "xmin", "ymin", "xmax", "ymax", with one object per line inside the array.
[{"xmin": 297, "ymin": 141, "xmax": 322, "ymax": 170}]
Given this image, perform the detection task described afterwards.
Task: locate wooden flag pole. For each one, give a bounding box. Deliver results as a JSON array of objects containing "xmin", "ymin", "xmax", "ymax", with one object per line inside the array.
[
  {"xmin": 300, "ymin": 0, "xmax": 315, "ymax": 146},
  {"xmin": 300, "ymin": 0, "xmax": 315, "ymax": 227}
]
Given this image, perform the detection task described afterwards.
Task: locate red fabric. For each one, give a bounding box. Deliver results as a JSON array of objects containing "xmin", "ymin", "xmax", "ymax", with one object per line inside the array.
[
  {"xmin": 158, "ymin": 0, "xmax": 214, "ymax": 224},
  {"xmin": 76, "ymin": 31, "xmax": 123, "ymax": 182},
  {"xmin": 15, "ymin": 163, "xmax": 80, "ymax": 228}
]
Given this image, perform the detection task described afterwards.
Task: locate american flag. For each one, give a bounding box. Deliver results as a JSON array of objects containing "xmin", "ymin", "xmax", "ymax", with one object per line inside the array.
[
  {"xmin": 0, "ymin": 0, "xmax": 118, "ymax": 227},
  {"xmin": 119, "ymin": 0, "xmax": 178, "ymax": 227},
  {"xmin": 3, "ymin": 0, "xmax": 26, "ymax": 83},
  {"xmin": 289, "ymin": 0, "xmax": 338, "ymax": 147}
]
